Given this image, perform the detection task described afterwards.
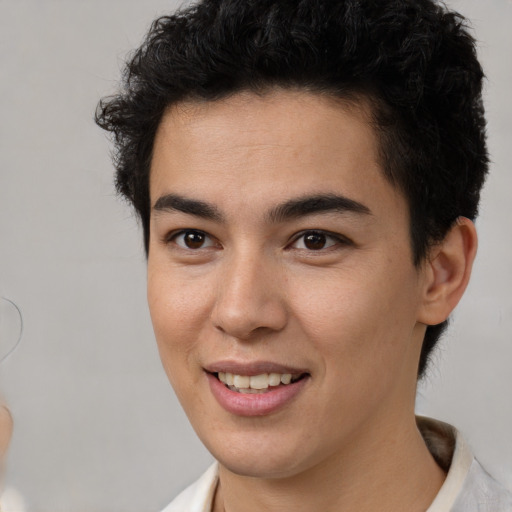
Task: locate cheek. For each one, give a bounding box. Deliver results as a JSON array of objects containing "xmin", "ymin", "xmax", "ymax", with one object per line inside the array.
[
  {"xmin": 292, "ymin": 263, "xmax": 420, "ymax": 373},
  {"xmin": 147, "ymin": 263, "xmax": 212, "ymax": 384}
]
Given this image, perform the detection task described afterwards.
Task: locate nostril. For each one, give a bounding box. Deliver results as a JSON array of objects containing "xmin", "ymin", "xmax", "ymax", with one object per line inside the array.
[{"xmin": 210, "ymin": 271, "xmax": 288, "ymax": 338}]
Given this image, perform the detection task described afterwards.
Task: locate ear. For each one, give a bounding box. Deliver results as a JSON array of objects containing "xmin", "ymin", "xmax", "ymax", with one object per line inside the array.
[{"xmin": 417, "ymin": 217, "xmax": 478, "ymax": 326}]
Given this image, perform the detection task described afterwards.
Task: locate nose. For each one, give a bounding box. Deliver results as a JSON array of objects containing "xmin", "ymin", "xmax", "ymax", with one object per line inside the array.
[{"xmin": 210, "ymin": 252, "xmax": 288, "ymax": 340}]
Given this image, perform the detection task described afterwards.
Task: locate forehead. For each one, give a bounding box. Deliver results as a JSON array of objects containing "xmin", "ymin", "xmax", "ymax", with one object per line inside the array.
[
  {"xmin": 153, "ymin": 89, "xmax": 375, "ymax": 152},
  {"xmin": 149, "ymin": 89, "xmax": 402, "ymax": 221}
]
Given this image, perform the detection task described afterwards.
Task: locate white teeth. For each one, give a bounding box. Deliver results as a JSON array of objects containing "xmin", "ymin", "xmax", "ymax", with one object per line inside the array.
[
  {"xmin": 233, "ymin": 375, "xmax": 250, "ymax": 388},
  {"xmin": 217, "ymin": 371, "xmax": 301, "ymax": 391},
  {"xmin": 281, "ymin": 374, "xmax": 292, "ymax": 385},
  {"xmin": 268, "ymin": 373, "xmax": 281, "ymax": 386},
  {"xmin": 250, "ymin": 374, "xmax": 269, "ymax": 390}
]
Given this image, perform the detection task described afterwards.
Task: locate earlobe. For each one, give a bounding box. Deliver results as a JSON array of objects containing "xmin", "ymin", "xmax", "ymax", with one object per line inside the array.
[{"xmin": 418, "ymin": 217, "xmax": 478, "ymax": 326}]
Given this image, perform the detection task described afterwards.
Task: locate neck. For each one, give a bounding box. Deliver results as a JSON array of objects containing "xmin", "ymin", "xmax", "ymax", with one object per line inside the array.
[{"xmin": 213, "ymin": 415, "xmax": 445, "ymax": 512}]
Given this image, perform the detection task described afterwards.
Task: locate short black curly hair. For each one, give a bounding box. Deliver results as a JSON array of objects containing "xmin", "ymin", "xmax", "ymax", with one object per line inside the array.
[{"xmin": 96, "ymin": 0, "xmax": 488, "ymax": 378}]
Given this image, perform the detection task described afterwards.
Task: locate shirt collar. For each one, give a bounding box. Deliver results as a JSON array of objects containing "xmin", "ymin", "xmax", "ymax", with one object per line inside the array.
[{"xmin": 418, "ymin": 416, "xmax": 474, "ymax": 512}]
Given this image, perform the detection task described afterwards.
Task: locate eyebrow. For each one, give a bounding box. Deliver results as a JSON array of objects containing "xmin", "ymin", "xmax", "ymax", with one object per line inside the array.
[
  {"xmin": 152, "ymin": 192, "xmax": 371, "ymax": 223},
  {"xmin": 153, "ymin": 194, "xmax": 224, "ymax": 222},
  {"xmin": 266, "ymin": 193, "xmax": 372, "ymax": 223}
]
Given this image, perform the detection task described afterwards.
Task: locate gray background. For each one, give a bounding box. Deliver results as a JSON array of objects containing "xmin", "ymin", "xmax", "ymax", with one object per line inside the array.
[{"xmin": 0, "ymin": 1, "xmax": 510, "ymax": 511}]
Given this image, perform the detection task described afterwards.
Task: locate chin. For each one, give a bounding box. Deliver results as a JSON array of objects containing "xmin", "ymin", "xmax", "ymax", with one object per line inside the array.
[
  {"xmin": 204, "ymin": 429, "xmax": 318, "ymax": 479},
  {"xmin": 218, "ymin": 454, "xmax": 305, "ymax": 479}
]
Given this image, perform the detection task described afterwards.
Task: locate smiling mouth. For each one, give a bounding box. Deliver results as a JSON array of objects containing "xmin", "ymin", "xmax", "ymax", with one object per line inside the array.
[{"xmin": 214, "ymin": 371, "xmax": 308, "ymax": 394}]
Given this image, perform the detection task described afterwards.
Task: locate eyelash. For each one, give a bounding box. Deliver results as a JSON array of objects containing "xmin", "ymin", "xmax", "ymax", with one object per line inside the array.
[
  {"xmin": 165, "ymin": 229, "xmax": 351, "ymax": 252},
  {"xmin": 288, "ymin": 230, "xmax": 352, "ymax": 251},
  {"xmin": 166, "ymin": 229, "xmax": 218, "ymax": 250}
]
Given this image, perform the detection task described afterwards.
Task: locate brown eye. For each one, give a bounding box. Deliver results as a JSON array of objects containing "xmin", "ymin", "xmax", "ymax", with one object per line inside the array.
[
  {"xmin": 304, "ymin": 232, "xmax": 327, "ymax": 250},
  {"xmin": 291, "ymin": 230, "xmax": 346, "ymax": 251},
  {"xmin": 173, "ymin": 230, "xmax": 215, "ymax": 250},
  {"xmin": 184, "ymin": 231, "xmax": 205, "ymax": 249}
]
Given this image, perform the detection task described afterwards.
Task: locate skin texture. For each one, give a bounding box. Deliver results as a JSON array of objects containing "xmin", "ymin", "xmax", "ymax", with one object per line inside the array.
[{"xmin": 147, "ymin": 90, "xmax": 477, "ymax": 512}]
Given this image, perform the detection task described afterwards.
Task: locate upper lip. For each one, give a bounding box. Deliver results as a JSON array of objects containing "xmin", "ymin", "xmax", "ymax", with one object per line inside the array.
[{"xmin": 204, "ymin": 360, "xmax": 309, "ymax": 376}]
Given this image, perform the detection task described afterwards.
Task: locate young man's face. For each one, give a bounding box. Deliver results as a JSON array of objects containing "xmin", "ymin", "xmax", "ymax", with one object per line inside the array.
[{"xmin": 147, "ymin": 90, "xmax": 430, "ymax": 478}]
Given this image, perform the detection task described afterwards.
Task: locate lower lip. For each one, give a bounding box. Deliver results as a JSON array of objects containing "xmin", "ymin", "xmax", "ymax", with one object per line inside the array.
[{"xmin": 206, "ymin": 373, "xmax": 309, "ymax": 417}]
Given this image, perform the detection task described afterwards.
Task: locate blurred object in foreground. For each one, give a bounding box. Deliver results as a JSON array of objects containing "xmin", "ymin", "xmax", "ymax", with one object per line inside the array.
[
  {"xmin": 0, "ymin": 298, "xmax": 22, "ymax": 365},
  {"xmin": 0, "ymin": 485, "xmax": 26, "ymax": 512}
]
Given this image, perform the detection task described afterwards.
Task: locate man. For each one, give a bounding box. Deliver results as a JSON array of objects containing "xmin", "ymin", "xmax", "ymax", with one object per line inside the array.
[{"xmin": 96, "ymin": 0, "xmax": 512, "ymax": 510}]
